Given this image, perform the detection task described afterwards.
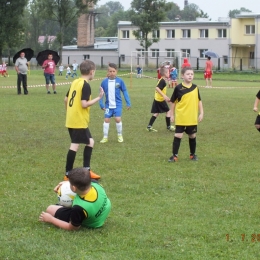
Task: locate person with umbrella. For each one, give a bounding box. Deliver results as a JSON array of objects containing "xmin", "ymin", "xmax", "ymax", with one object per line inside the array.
[
  {"xmin": 204, "ymin": 56, "xmax": 213, "ymax": 88},
  {"xmin": 15, "ymin": 52, "xmax": 29, "ymax": 95},
  {"xmin": 42, "ymin": 53, "xmax": 57, "ymax": 94}
]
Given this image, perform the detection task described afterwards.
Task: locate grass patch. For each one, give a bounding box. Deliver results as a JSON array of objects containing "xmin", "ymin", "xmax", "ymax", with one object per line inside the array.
[{"xmin": 1, "ymin": 70, "xmax": 260, "ymax": 259}]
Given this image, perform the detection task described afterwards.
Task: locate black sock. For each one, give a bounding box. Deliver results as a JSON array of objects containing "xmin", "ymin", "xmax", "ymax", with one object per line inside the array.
[
  {"xmin": 148, "ymin": 116, "xmax": 157, "ymax": 127},
  {"xmin": 83, "ymin": 146, "xmax": 93, "ymax": 168},
  {"xmin": 258, "ymin": 128, "xmax": 260, "ymax": 132},
  {"xmin": 173, "ymin": 137, "xmax": 181, "ymax": 156},
  {"xmin": 189, "ymin": 137, "xmax": 196, "ymax": 155},
  {"xmin": 65, "ymin": 149, "xmax": 76, "ymax": 173},
  {"xmin": 166, "ymin": 117, "xmax": 171, "ymax": 128}
]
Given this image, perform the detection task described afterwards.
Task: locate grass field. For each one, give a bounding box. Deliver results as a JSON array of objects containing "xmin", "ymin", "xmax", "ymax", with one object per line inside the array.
[{"xmin": 1, "ymin": 69, "xmax": 260, "ymax": 259}]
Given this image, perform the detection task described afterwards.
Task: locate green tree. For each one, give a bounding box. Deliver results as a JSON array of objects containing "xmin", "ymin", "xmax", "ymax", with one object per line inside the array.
[
  {"xmin": 39, "ymin": 0, "xmax": 97, "ymax": 64},
  {"xmin": 228, "ymin": 7, "xmax": 252, "ymax": 18},
  {"xmin": 130, "ymin": 0, "xmax": 172, "ymax": 64},
  {"xmin": 105, "ymin": 1, "xmax": 124, "ymax": 15},
  {"xmin": 166, "ymin": 3, "xmax": 181, "ymax": 21},
  {"xmin": 105, "ymin": 10, "xmax": 131, "ymax": 36},
  {"xmin": 0, "ymin": 0, "xmax": 27, "ymax": 61},
  {"xmin": 181, "ymin": 3, "xmax": 208, "ymax": 21}
]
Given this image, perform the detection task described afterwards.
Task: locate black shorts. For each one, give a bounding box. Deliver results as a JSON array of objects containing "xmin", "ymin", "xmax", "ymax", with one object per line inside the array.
[
  {"xmin": 255, "ymin": 115, "xmax": 260, "ymax": 125},
  {"xmin": 68, "ymin": 128, "xmax": 92, "ymax": 144},
  {"xmin": 55, "ymin": 207, "xmax": 72, "ymax": 222},
  {"xmin": 151, "ymin": 100, "xmax": 169, "ymax": 113},
  {"xmin": 175, "ymin": 125, "xmax": 197, "ymax": 135}
]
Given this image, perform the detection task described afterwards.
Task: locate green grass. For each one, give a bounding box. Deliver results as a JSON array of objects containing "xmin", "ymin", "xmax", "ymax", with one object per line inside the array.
[{"xmin": 1, "ymin": 69, "xmax": 260, "ymax": 259}]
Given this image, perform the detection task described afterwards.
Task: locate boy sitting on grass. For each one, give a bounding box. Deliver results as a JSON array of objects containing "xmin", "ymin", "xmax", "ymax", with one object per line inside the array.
[{"xmin": 39, "ymin": 168, "xmax": 111, "ymax": 230}]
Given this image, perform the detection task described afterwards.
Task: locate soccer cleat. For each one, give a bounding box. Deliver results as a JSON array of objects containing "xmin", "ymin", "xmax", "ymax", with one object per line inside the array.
[
  {"xmin": 190, "ymin": 154, "xmax": 198, "ymax": 161},
  {"xmin": 146, "ymin": 127, "xmax": 158, "ymax": 132},
  {"xmin": 47, "ymin": 91, "xmax": 51, "ymax": 94},
  {"xmin": 168, "ymin": 155, "xmax": 178, "ymax": 162},
  {"xmin": 54, "ymin": 91, "xmax": 57, "ymax": 94},
  {"xmin": 118, "ymin": 135, "xmax": 123, "ymax": 143},
  {"xmin": 100, "ymin": 137, "xmax": 108, "ymax": 143},
  {"xmin": 167, "ymin": 125, "xmax": 175, "ymax": 132},
  {"xmin": 90, "ymin": 170, "xmax": 101, "ymax": 180}
]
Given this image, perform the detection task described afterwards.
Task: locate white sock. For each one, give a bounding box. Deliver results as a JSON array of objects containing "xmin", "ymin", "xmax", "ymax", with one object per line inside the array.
[
  {"xmin": 116, "ymin": 122, "xmax": 122, "ymax": 135},
  {"xmin": 103, "ymin": 122, "xmax": 109, "ymax": 138}
]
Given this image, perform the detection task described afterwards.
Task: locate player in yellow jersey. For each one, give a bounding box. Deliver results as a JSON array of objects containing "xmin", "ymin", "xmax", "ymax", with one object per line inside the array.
[
  {"xmin": 168, "ymin": 67, "xmax": 204, "ymax": 162},
  {"xmin": 146, "ymin": 67, "xmax": 175, "ymax": 132},
  {"xmin": 64, "ymin": 60, "xmax": 104, "ymax": 180}
]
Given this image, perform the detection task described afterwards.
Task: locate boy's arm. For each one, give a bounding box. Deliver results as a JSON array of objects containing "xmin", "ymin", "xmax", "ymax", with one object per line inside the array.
[
  {"xmin": 39, "ymin": 212, "xmax": 80, "ymax": 231},
  {"xmin": 120, "ymin": 80, "xmax": 131, "ymax": 108},
  {"xmin": 81, "ymin": 87, "xmax": 104, "ymax": 108},
  {"xmin": 64, "ymin": 97, "xmax": 68, "ymax": 110},
  {"xmin": 99, "ymin": 82, "xmax": 105, "ymax": 110},
  {"xmin": 198, "ymin": 100, "xmax": 204, "ymax": 122},
  {"xmin": 155, "ymin": 87, "xmax": 170, "ymax": 102},
  {"xmin": 170, "ymin": 102, "xmax": 175, "ymax": 122},
  {"xmin": 253, "ymin": 97, "xmax": 260, "ymax": 112}
]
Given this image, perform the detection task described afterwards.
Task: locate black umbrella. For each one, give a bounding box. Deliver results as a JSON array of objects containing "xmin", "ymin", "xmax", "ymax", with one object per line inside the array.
[
  {"xmin": 13, "ymin": 48, "xmax": 34, "ymax": 63},
  {"xmin": 36, "ymin": 49, "xmax": 60, "ymax": 66}
]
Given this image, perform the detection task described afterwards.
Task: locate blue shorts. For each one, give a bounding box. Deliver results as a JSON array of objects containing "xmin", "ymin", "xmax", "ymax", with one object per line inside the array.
[
  {"xmin": 104, "ymin": 108, "xmax": 122, "ymax": 118},
  {"xmin": 44, "ymin": 73, "xmax": 55, "ymax": 84}
]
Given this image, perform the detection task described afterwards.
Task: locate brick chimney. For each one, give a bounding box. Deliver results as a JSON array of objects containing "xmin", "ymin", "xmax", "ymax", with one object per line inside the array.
[{"xmin": 77, "ymin": 3, "xmax": 95, "ymax": 48}]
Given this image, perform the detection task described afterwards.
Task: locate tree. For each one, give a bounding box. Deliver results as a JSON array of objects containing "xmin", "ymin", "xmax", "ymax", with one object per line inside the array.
[
  {"xmin": 130, "ymin": 0, "xmax": 173, "ymax": 64},
  {"xmin": 228, "ymin": 7, "xmax": 252, "ymax": 18},
  {"xmin": 0, "ymin": 0, "xmax": 27, "ymax": 61},
  {"xmin": 105, "ymin": 1, "xmax": 124, "ymax": 15},
  {"xmin": 166, "ymin": 3, "xmax": 181, "ymax": 21},
  {"xmin": 39, "ymin": 0, "xmax": 97, "ymax": 64},
  {"xmin": 105, "ymin": 10, "xmax": 131, "ymax": 36},
  {"xmin": 180, "ymin": 3, "xmax": 208, "ymax": 21}
]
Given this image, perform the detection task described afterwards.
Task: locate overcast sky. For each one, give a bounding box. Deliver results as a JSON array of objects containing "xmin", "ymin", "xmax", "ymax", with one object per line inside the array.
[{"xmin": 97, "ymin": 0, "xmax": 259, "ymax": 20}]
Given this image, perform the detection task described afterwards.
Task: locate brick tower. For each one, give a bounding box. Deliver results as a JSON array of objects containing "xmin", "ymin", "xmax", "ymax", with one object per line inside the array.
[{"xmin": 77, "ymin": 4, "xmax": 95, "ymax": 48}]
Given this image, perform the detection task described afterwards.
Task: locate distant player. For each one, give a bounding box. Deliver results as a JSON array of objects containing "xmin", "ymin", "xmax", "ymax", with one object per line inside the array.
[
  {"xmin": 253, "ymin": 90, "xmax": 260, "ymax": 132},
  {"xmin": 0, "ymin": 64, "xmax": 3, "ymax": 77},
  {"xmin": 169, "ymin": 64, "xmax": 178, "ymax": 88},
  {"xmin": 71, "ymin": 61, "xmax": 79, "ymax": 78},
  {"xmin": 146, "ymin": 67, "xmax": 175, "ymax": 132},
  {"xmin": 204, "ymin": 56, "xmax": 213, "ymax": 88},
  {"xmin": 136, "ymin": 65, "xmax": 142, "ymax": 78},
  {"xmin": 65, "ymin": 65, "xmax": 71, "ymax": 79},
  {"xmin": 2, "ymin": 61, "xmax": 8, "ymax": 77},
  {"xmin": 59, "ymin": 64, "xmax": 64, "ymax": 76},
  {"xmin": 181, "ymin": 58, "xmax": 191, "ymax": 68},
  {"xmin": 99, "ymin": 63, "xmax": 131, "ymax": 143}
]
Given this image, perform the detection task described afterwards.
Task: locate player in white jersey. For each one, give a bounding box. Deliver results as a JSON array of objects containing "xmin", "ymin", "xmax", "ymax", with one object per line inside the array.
[
  {"xmin": 71, "ymin": 61, "xmax": 78, "ymax": 78},
  {"xmin": 2, "ymin": 61, "xmax": 8, "ymax": 77}
]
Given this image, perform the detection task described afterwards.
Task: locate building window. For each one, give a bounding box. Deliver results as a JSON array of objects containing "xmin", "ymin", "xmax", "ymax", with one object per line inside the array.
[
  {"xmin": 182, "ymin": 29, "xmax": 191, "ymax": 38},
  {"xmin": 218, "ymin": 29, "xmax": 226, "ymax": 38},
  {"xmin": 122, "ymin": 30, "xmax": 129, "ymax": 39},
  {"xmin": 181, "ymin": 49, "xmax": 190, "ymax": 57},
  {"xmin": 166, "ymin": 30, "xmax": 175, "ymax": 38},
  {"xmin": 152, "ymin": 30, "xmax": 160, "ymax": 38},
  {"xmin": 223, "ymin": 56, "xmax": 228, "ymax": 65},
  {"xmin": 120, "ymin": 55, "xmax": 125, "ymax": 62},
  {"xmin": 166, "ymin": 49, "xmax": 175, "ymax": 57},
  {"xmin": 199, "ymin": 29, "xmax": 208, "ymax": 38},
  {"xmin": 136, "ymin": 49, "xmax": 145, "ymax": 57},
  {"xmin": 151, "ymin": 49, "xmax": 159, "ymax": 57},
  {"xmin": 199, "ymin": 49, "xmax": 208, "ymax": 58},
  {"xmin": 245, "ymin": 25, "xmax": 255, "ymax": 34}
]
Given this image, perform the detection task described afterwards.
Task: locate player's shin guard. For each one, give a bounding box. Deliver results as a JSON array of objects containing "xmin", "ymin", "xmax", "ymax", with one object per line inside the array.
[
  {"xmin": 83, "ymin": 146, "xmax": 93, "ymax": 169},
  {"xmin": 65, "ymin": 150, "xmax": 76, "ymax": 174},
  {"xmin": 116, "ymin": 122, "xmax": 122, "ymax": 135},
  {"xmin": 148, "ymin": 116, "xmax": 157, "ymax": 127},
  {"xmin": 166, "ymin": 117, "xmax": 171, "ymax": 128},
  {"xmin": 173, "ymin": 137, "xmax": 181, "ymax": 156},
  {"xmin": 103, "ymin": 122, "xmax": 110, "ymax": 137},
  {"xmin": 189, "ymin": 137, "xmax": 196, "ymax": 155}
]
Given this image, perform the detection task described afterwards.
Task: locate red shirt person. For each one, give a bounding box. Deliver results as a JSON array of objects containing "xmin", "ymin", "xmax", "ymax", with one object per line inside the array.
[
  {"xmin": 181, "ymin": 58, "xmax": 191, "ymax": 68},
  {"xmin": 204, "ymin": 56, "xmax": 213, "ymax": 87},
  {"xmin": 42, "ymin": 54, "xmax": 57, "ymax": 94}
]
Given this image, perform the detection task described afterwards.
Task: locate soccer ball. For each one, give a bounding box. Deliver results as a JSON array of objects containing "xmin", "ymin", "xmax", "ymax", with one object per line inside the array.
[{"xmin": 57, "ymin": 181, "xmax": 76, "ymax": 207}]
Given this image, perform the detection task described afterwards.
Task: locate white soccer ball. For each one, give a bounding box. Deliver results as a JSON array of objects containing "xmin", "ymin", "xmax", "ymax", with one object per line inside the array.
[{"xmin": 57, "ymin": 181, "xmax": 76, "ymax": 207}]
